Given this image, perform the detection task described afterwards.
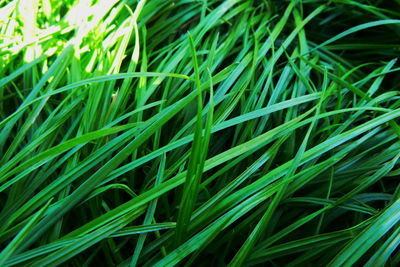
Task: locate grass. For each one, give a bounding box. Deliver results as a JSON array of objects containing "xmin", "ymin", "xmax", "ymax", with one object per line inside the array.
[{"xmin": 1, "ymin": 0, "xmax": 400, "ymax": 266}]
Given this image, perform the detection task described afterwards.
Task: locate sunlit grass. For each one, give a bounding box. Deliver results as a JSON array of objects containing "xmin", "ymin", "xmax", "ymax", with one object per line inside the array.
[{"xmin": 1, "ymin": 0, "xmax": 400, "ymax": 266}]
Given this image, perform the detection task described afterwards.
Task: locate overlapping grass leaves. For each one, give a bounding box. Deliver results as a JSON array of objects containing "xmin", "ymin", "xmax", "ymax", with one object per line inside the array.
[{"xmin": 1, "ymin": 0, "xmax": 400, "ymax": 266}]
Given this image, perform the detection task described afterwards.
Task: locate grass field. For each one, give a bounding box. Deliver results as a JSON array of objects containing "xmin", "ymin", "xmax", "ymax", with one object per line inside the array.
[{"xmin": 1, "ymin": 0, "xmax": 400, "ymax": 266}]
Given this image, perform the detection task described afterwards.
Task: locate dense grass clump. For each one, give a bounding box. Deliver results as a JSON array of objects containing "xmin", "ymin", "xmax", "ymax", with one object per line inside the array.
[{"xmin": 1, "ymin": 0, "xmax": 400, "ymax": 266}]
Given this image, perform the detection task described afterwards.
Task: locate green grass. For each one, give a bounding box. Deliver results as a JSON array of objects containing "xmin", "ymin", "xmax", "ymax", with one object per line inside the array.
[{"xmin": 1, "ymin": 0, "xmax": 400, "ymax": 266}]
